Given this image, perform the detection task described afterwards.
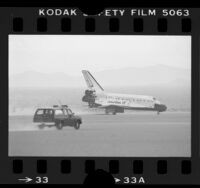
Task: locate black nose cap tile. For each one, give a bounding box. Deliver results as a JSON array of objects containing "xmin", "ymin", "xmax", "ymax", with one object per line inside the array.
[
  {"xmin": 155, "ymin": 104, "xmax": 167, "ymax": 112},
  {"xmin": 160, "ymin": 104, "xmax": 167, "ymax": 112},
  {"xmin": 163, "ymin": 104, "xmax": 167, "ymax": 111}
]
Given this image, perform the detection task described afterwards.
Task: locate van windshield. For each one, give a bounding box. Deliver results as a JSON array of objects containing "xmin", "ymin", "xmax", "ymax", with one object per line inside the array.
[{"xmin": 67, "ymin": 109, "xmax": 73, "ymax": 115}]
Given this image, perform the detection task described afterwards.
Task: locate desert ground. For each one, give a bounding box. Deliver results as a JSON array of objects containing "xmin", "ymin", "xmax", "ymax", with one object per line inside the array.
[{"xmin": 9, "ymin": 111, "xmax": 191, "ymax": 157}]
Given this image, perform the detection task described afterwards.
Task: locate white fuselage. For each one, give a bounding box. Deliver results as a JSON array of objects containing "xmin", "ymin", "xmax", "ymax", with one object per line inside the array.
[{"xmin": 94, "ymin": 91, "xmax": 160, "ymax": 110}]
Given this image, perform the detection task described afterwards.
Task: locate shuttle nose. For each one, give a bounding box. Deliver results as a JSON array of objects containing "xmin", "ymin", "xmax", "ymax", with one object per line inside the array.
[
  {"xmin": 155, "ymin": 103, "xmax": 167, "ymax": 112},
  {"xmin": 161, "ymin": 104, "xmax": 167, "ymax": 112}
]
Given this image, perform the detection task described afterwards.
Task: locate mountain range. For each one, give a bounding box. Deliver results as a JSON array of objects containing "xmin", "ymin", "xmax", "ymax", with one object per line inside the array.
[{"xmin": 9, "ymin": 65, "xmax": 190, "ymax": 88}]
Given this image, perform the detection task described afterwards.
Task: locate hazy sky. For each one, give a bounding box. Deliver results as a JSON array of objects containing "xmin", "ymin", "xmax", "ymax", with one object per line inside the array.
[{"xmin": 9, "ymin": 35, "xmax": 191, "ymax": 76}]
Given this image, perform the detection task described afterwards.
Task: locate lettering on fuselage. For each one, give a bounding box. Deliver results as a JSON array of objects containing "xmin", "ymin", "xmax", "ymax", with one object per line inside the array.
[
  {"xmin": 96, "ymin": 94, "xmax": 155, "ymax": 108},
  {"xmin": 108, "ymin": 100, "xmax": 121, "ymax": 104}
]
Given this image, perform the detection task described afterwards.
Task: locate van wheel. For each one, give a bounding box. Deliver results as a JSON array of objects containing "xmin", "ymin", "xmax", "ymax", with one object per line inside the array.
[
  {"xmin": 38, "ymin": 123, "xmax": 45, "ymax": 129},
  {"xmin": 74, "ymin": 122, "xmax": 80, "ymax": 130},
  {"xmin": 56, "ymin": 122, "xmax": 63, "ymax": 130}
]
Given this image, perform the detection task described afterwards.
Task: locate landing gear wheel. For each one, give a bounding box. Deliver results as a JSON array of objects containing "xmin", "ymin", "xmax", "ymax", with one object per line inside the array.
[
  {"xmin": 74, "ymin": 122, "xmax": 80, "ymax": 130},
  {"xmin": 112, "ymin": 111, "xmax": 116, "ymax": 115}
]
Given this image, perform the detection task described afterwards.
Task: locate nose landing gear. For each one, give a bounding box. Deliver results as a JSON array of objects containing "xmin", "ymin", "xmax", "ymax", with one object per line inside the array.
[{"xmin": 155, "ymin": 103, "xmax": 167, "ymax": 115}]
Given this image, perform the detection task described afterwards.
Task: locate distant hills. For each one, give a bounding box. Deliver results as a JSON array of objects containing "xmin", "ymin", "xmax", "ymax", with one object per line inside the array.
[
  {"xmin": 10, "ymin": 71, "xmax": 83, "ymax": 88},
  {"xmin": 10, "ymin": 65, "xmax": 190, "ymax": 88},
  {"xmin": 94, "ymin": 65, "xmax": 190, "ymax": 87}
]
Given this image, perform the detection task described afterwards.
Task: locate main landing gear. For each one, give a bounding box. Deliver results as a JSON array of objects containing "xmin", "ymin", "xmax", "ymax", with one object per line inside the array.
[{"xmin": 105, "ymin": 109, "xmax": 117, "ymax": 115}]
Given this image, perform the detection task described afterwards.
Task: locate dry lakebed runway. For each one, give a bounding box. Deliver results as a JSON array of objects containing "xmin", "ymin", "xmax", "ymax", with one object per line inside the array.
[{"xmin": 9, "ymin": 112, "xmax": 191, "ymax": 157}]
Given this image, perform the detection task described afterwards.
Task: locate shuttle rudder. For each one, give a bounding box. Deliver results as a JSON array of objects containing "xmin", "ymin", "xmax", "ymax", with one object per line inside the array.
[{"xmin": 82, "ymin": 70, "xmax": 104, "ymax": 91}]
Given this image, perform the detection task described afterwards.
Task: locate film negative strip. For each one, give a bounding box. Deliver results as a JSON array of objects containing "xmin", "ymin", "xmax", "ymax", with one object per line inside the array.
[{"xmin": 0, "ymin": 2, "xmax": 199, "ymax": 186}]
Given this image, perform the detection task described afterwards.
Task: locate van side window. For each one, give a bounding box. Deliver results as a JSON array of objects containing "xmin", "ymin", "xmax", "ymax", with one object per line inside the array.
[
  {"xmin": 48, "ymin": 109, "xmax": 53, "ymax": 115},
  {"xmin": 44, "ymin": 109, "xmax": 49, "ymax": 114},
  {"xmin": 55, "ymin": 109, "xmax": 64, "ymax": 115},
  {"xmin": 36, "ymin": 109, "xmax": 44, "ymax": 115}
]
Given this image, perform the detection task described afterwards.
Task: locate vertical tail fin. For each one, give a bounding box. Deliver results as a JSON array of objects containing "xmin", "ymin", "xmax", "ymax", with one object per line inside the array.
[{"xmin": 82, "ymin": 70, "xmax": 104, "ymax": 91}]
